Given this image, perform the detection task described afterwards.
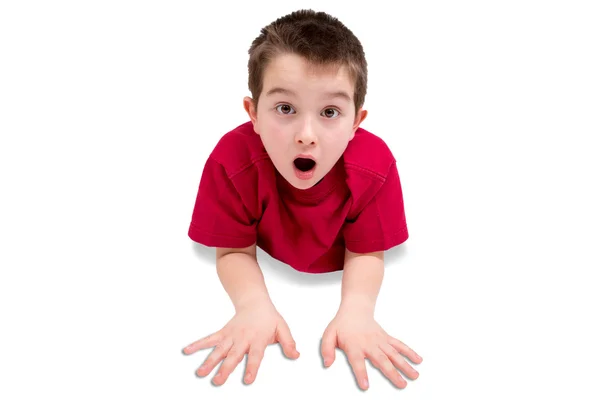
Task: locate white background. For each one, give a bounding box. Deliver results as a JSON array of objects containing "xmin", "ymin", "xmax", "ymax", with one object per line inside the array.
[{"xmin": 1, "ymin": 0, "xmax": 599, "ymax": 398}]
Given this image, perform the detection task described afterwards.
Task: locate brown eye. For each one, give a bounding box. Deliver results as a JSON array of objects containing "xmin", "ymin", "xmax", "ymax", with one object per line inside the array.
[
  {"xmin": 322, "ymin": 108, "xmax": 339, "ymax": 118},
  {"xmin": 276, "ymin": 104, "xmax": 295, "ymax": 114}
]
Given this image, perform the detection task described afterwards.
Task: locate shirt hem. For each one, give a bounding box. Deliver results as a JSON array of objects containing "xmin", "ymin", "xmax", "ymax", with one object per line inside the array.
[
  {"xmin": 188, "ymin": 225, "xmax": 256, "ymax": 248},
  {"xmin": 345, "ymin": 227, "xmax": 409, "ymax": 254}
]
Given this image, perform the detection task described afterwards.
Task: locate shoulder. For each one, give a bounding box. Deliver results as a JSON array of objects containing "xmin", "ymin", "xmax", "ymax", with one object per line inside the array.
[
  {"xmin": 208, "ymin": 121, "xmax": 269, "ymax": 178},
  {"xmin": 201, "ymin": 121, "xmax": 268, "ymax": 221},
  {"xmin": 342, "ymin": 127, "xmax": 401, "ymax": 218},
  {"xmin": 343, "ymin": 126, "xmax": 397, "ymax": 180}
]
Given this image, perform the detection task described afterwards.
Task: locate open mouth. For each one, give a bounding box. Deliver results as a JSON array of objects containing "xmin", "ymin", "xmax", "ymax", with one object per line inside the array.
[
  {"xmin": 293, "ymin": 157, "xmax": 317, "ymax": 181},
  {"xmin": 293, "ymin": 157, "xmax": 316, "ymax": 172}
]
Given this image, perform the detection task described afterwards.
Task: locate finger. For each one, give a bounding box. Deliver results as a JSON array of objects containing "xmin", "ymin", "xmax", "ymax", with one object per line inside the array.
[
  {"xmin": 275, "ymin": 321, "xmax": 300, "ymax": 359},
  {"xmin": 380, "ymin": 343, "xmax": 420, "ymax": 380},
  {"xmin": 184, "ymin": 331, "xmax": 223, "ymax": 354},
  {"xmin": 366, "ymin": 346, "xmax": 407, "ymax": 389},
  {"xmin": 212, "ymin": 341, "xmax": 248, "ymax": 386},
  {"xmin": 320, "ymin": 328, "xmax": 337, "ymax": 367},
  {"xmin": 347, "ymin": 352, "xmax": 370, "ymax": 391},
  {"xmin": 244, "ymin": 342, "xmax": 267, "ymax": 384},
  {"xmin": 196, "ymin": 339, "xmax": 232, "ymax": 377},
  {"xmin": 387, "ymin": 335, "xmax": 423, "ymax": 364}
]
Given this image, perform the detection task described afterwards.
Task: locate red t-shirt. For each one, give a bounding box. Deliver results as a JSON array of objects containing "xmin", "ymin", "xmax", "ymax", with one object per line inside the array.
[{"xmin": 188, "ymin": 121, "xmax": 409, "ymax": 274}]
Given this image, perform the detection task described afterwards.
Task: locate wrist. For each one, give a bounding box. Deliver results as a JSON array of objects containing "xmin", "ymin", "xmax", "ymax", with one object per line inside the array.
[
  {"xmin": 235, "ymin": 293, "xmax": 273, "ymax": 312},
  {"xmin": 339, "ymin": 294, "xmax": 376, "ymax": 316}
]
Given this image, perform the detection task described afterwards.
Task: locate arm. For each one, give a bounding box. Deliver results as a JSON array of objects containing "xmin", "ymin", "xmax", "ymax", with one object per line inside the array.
[
  {"xmin": 339, "ymin": 248, "xmax": 384, "ymax": 316},
  {"xmin": 216, "ymin": 243, "xmax": 273, "ymax": 311},
  {"xmin": 185, "ymin": 243, "xmax": 300, "ymax": 386},
  {"xmin": 322, "ymin": 248, "xmax": 421, "ymax": 391}
]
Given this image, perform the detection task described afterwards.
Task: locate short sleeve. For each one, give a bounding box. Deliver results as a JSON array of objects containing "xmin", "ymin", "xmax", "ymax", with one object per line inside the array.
[
  {"xmin": 188, "ymin": 157, "xmax": 257, "ymax": 248},
  {"xmin": 343, "ymin": 162, "xmax": 409, "ymax": 253}
]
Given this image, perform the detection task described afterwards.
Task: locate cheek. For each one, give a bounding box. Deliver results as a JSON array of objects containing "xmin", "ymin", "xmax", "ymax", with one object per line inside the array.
[
  {"xmin": 265, "ymin": 120, "xmax": 291, "ymax": 140},
  {"xmin": 322, "ymin": 129, "xmax": 352, "ymax": 146},
  {"xmin": 260, "ymin": 127, "xmax": 287, "ymax": 150},
  {"xmin": 260, "ymin": 115, "xmax": 278, "ymax": 132}
]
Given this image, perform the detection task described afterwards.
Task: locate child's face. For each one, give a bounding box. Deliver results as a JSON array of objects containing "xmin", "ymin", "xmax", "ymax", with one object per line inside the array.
[{"xmin": 244, "ymin": 53, "xmax": 367, "ymax": 190}]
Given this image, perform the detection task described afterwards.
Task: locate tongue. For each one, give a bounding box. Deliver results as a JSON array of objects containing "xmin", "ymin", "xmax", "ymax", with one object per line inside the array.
[{"xmin": 294, "ymin": 158, "xmax": 316, "ymax": 172}]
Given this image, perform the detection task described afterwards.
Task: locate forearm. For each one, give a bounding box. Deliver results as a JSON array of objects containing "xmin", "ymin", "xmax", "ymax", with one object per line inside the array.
[
  {"xmin": 339, "ymin": 249, "xmax": 384, "ymax": 315},
  {"xmin": 216, "ymin": 248, "xmax": 272, "ymax": 312}
]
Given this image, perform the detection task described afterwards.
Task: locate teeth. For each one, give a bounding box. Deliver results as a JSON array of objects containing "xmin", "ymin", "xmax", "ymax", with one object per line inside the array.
[{"xmin": 294, "ymin": 158, "xmax": 316, "ymax": 172}]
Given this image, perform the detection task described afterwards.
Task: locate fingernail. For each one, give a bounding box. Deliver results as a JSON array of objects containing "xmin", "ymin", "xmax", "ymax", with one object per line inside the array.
[
  {"xmin": 363, "ymin": 378, "xmax": 369, "ymax": 389},
  {"xmin": 323, "ymin": 358, "xmax": 329, "ymax": 367},
  {"xmin": 245, "ymin": 372, "xmax": 252, "ymax": 381}
]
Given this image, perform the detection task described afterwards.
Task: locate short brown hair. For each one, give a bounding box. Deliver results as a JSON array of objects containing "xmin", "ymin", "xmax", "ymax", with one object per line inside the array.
[{"xmin": 247, "ymin": 9, "xmax": 368, "ymax": 115}]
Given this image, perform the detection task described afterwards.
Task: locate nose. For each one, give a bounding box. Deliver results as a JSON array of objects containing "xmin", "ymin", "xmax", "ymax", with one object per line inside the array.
[{"xmin": 295, "ymin": 121, "xmax": 318, "ymax": 146}]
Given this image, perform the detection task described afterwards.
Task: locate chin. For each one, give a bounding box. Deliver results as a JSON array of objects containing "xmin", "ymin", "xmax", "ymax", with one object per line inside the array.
[{"xmin": 289, "ymin": 176, "xmax": 315, "ymax": 189}]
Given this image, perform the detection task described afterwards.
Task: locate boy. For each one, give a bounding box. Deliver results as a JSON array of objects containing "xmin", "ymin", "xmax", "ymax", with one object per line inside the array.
[{"xmin": 182, "ymin": 9, "xmax": 423, "ymax": 391}]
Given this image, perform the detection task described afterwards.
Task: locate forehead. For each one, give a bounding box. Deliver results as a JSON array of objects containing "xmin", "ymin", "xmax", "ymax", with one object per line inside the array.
[{"xmin": 263, "ymin": 53, "xmax": 354, "ymax": 92}]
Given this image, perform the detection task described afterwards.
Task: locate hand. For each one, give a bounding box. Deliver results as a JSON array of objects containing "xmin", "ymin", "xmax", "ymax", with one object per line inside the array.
[
  {"xmin": 321, "ymin": 309, "xmax": 423, "ymax": 390},
  {"xmin": 182, "ymin": 299, "xmax": 300, "ymax": 385}
]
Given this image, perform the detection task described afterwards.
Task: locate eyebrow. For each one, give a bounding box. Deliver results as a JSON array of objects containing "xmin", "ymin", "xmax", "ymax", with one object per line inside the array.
[{"xmin": 265, "ymin": 87, "xmax": 352, "ymax": 103}]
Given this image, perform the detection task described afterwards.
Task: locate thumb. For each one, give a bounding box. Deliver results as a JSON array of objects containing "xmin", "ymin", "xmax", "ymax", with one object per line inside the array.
[
  {"xmin": 275, "ymin": 321, "xmax": 300, "ymax": 359},
  {"xmin": 321, "ymin": 328, "xmax": 337, "ymax": 368}
]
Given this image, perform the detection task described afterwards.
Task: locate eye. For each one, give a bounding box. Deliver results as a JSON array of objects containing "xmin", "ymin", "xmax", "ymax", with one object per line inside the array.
[
  {"xmin": 322, "ymin": 108, "xmax": 340, "ymax": 119},
  {"xmin": 275, "ymin": 104, "xmax": 295, "ymax": 115}
]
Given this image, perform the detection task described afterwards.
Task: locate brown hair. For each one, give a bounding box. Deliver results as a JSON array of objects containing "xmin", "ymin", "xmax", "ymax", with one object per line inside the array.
[{"xmin": 247, "ymin": 9, "xmax": 368, "ymax": 116}]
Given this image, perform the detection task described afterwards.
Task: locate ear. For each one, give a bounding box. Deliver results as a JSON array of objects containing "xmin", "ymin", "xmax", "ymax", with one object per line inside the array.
[
  {"xmin": 243, "ymin": 96, "xmax": 259, "ymax": 131},
  {"xmin": 350, "ymin": 108, "xmax": 368, "ymax": 140}
]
